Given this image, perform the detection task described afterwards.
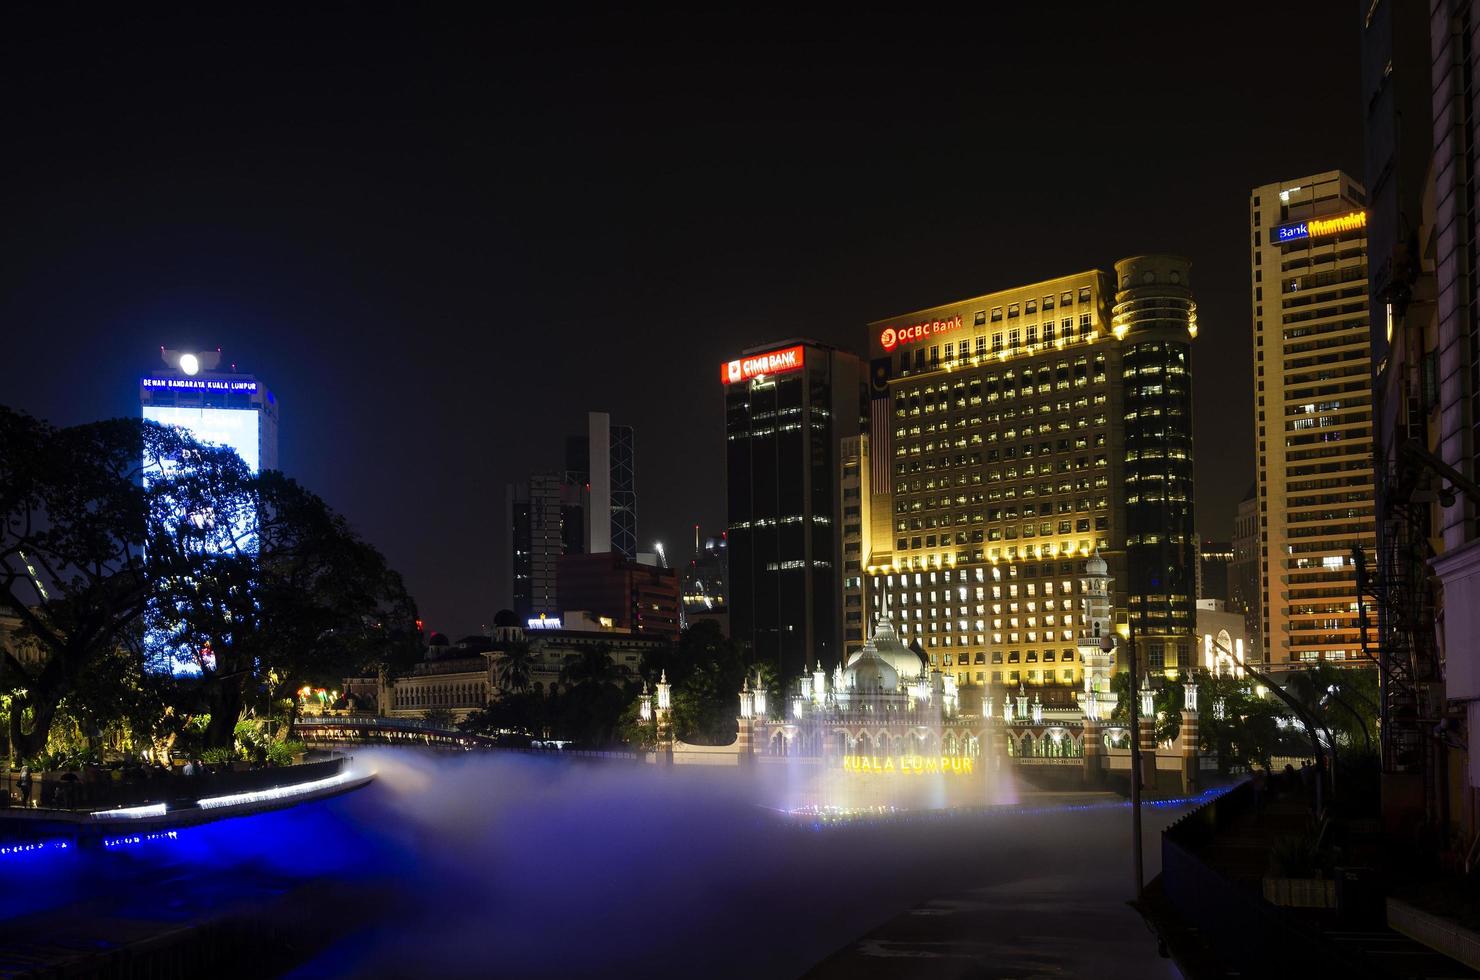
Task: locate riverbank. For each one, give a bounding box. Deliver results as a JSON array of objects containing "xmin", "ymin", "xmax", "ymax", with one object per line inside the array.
[{"xmin": 0, "ymin": 756, "xmax": 371, "ymax": 848}]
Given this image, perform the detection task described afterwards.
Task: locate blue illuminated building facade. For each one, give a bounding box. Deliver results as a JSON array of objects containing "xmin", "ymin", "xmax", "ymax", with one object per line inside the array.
[{"xmin": 139, "ymin": 348, "xmax": 279, "ymax": 674}]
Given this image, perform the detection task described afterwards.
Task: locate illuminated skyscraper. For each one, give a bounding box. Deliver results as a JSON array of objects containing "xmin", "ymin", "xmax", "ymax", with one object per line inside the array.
[
  {"xmin": 1249, "ymin": 172, "xmax": 1374, "ymax": 668},
  {"xmin": 723, "ymin": 341, "xmax": 866, "ymax": 679},
  {"xmin": 861, "ymin": 258, "xmax": 1198, "ymax": 693}
]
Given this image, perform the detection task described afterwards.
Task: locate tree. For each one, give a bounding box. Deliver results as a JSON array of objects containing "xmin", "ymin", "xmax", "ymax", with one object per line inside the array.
[
  {"xmin": 658, "ymin": 620, "xmax": 749, "ymax": 745},
  {"xmin": 149, "ymin": 468, "xmax": 420, "ymax": 748},
  {"xmin": 1196, "ymin": 672, "xmax": 1286, "ymax": 773},
  {"xmin": 492, "ymin": 639, "xmax": 535, "ymax": 693},
  {"xmin": 462, "ymin": 688, "xmax": 552, "ymax": 740},
  {"xmin": 0, "ymin": 408, "xmax": 196, "ymax": 761},
  {"xmin": 560, "ymin": 643, "xmax": 623, "ymax": 690},
  {"xmin": 557, "ymin": 644, "xmax": 632, "ymax": 747}
]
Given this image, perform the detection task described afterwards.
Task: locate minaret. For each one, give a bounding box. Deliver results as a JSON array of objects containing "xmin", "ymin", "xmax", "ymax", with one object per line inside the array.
[
  {"xmin": 1078, "ymin": 549, "xmax": 1115, "ymax": 719},
  {"xmin": 1078, "ymin": 549, "xmax": 1114, "ymax": 786}
]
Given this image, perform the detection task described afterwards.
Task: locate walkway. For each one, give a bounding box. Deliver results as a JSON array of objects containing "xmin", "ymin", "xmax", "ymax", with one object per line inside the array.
[{"xmin": 805, "ymin": 792, "xmax": 1188, "ymax": 980}]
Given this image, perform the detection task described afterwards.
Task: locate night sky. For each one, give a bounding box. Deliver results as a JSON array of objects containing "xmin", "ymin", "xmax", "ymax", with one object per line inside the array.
[{"xmin": 0, "ymin": 4, "xmax": 1361, "ymax": 636}]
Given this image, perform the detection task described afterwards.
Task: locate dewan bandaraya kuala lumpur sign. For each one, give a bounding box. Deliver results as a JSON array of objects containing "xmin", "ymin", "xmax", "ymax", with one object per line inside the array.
[
  {"xmin": 722, "ymin": 344, "xmax": 805, "ymax": 384},
  {"xmin": 140, "ymin": 377, "xmax": 259, "ymax": 393}
]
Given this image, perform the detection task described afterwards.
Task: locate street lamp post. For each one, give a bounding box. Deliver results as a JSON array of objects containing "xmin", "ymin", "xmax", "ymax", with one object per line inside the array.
[{"xmin": 1126, "ymin": 618, "xmax": 1145, "ymax": 900}]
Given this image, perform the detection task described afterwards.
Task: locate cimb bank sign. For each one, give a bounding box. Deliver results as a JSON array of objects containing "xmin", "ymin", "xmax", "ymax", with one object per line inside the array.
[{"xmin": 722, "ymin": 344, "xmax": 805, "ymax": 384}]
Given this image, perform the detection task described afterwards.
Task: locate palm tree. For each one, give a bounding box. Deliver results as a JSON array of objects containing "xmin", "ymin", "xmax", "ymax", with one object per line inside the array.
[
  {"xmin": 560, "ymin": 643, "xmax": 621, "ymax": 690},
  {"xmin": 494, "ymin": 640, "xmax": 535, "ymax": 694}
]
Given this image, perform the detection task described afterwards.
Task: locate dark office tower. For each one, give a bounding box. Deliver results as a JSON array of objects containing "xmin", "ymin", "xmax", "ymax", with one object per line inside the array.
[
  {"xmin": 609, "ymin": 423, "xmax": 637, "ymax": 560},
  {"xmin": 1113, "ymin": 255, "xmax": 1199, "ymax": 671},
  {"xmin": 723, "ymin": 341, "xmax": 865, "ymax": 679},
  {"xmin": 1197, "ymin": 538, "xmax": 1232, "ymax": 605},
  {"xmin": 1231, "ymin": 486, "xmax": 1262, "ymax": 661},
  {"xmin": 566, "ymin": 412, "xmax": 637, "ymax": 559},
  {"xmin": 510, "ymin": 492, "xmax": 533, "ymax": 620},
  {"xmin": 507, "ymin": 472, "xmax": 565, "ymax": 622}
]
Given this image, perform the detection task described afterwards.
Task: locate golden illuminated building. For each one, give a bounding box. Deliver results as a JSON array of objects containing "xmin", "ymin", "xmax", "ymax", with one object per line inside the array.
[
  {"xmin": 1249, "ymin": 171, "xmax": 1375, "ymax": 667},
  {"xmin": 860, "ymin": 261, "xmax": 1198, "ymax": 693}
]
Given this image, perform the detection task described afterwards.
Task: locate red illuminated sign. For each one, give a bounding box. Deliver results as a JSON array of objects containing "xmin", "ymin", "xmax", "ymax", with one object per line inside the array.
[
  {"xmin": 722, "ymin": 345, "xmax": 805, "ymax": 384},
  {"xmin": 879, "ymin": 315, "xmax": 963, "ymax": 351}
]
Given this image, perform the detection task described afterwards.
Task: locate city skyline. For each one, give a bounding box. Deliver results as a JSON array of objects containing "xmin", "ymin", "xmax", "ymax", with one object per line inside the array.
[{"xmin": 0, "ymin": 5, "xmax": 1362, "ymax": 635}]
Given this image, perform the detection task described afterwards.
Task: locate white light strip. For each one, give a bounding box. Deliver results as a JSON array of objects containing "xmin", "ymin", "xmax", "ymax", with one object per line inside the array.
[
  {"xmin": 196, "ymin": 771, "xmax": 357, "ymax": 810},
  {"xmin": 91, "ymin": 802, "xmax": 169, "ymax": 820}
]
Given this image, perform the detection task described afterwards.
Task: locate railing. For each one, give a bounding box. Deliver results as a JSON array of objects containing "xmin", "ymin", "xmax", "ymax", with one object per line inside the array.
[
  {"xmin": 1158, "ymin": 779, "xmax": 1375, "ymax": 976},
  {"xmin": 296, "ymin": 717, "xmax": 641, "ymax": 761},
  {"xmin": 1, "ymin": 758, "xmax": 347, "ymax": 814},
  {"xmin": 298, "ymin": 714, "xmax": 445, "ymax": 732}
]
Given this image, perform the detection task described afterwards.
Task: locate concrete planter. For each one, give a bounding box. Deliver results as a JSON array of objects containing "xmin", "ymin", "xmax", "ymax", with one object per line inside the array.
[
  {"xmin": 1388, "ymin": 898, "xmax": 1480, "ymax": 971},
  {"xmin": 1263, "ymin": 876, "xmax": 1336, "ymax": 908}
]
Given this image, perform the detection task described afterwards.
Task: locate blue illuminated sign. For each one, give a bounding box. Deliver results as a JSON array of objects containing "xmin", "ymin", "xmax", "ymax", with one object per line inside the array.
[
  {"xmin": 1273, "ymin": 221, "xmax": 1309, "ymax": 243},
  {"xmin": 141, "ymin": 377, "xmax": 258, "ymax": 392},
  {"xmin": 1270, "ymin": 210, "xmax": 1365, "ymax": 245}
]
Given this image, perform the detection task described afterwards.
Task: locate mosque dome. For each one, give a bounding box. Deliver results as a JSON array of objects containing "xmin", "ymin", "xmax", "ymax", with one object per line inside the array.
[
  {"xmin": 843, "ymin": 644, "xmax": 898, "ymax": 694},
  {"xmin": 845, "ymin": 617, "xmax": 926, "ymax": 686},
  {"xmin": 493, "ymin": 609, "xmax": 520, "ymax": 629}
]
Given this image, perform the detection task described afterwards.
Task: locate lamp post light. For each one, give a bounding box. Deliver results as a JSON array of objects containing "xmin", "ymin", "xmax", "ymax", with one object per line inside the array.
[
  {"xmin": 1126, "ymin": 617, "xmax": 1145, "ymax": 901},
  {"xmin": 655, "ymin": 670, "xmax": 673, "ymax": 762}
]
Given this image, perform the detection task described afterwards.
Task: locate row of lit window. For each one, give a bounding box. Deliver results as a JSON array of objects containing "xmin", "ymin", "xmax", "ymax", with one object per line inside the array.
[
  {"xmin": 893, "ymin": 315, "xmax": 1097, "ymax": 373},
  {"xmin": 972, "ymin": 670, "xmax": 1079, "ymax": 685},
  {"xmin": 886, "ymin": 540, "xmax": 1107, "ymax": 566},
  {"xmin": 947, "ymin": 648, "xmax": 1079, "ymax": 666}
]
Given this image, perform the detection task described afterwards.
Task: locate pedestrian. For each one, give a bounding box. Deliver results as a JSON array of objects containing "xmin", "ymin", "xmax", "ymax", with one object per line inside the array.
[
  {"xmin": 1282, "ymin": 762, "xmax": 1297, "ymax": 795},
  {"xmin": 1252, "ymin": 767, "xmax": 1267, "ymax": 815},
  {"xmin": 17, "ymin": 766, "xmax": 32, "ymax": 807},
  {"xmin": 182, "ymin": 758, "xmax": 196, "ymax": 777},
  {"xmin": 1299, "ymin": 760, "xmax": 1314, "ymax": 795}
]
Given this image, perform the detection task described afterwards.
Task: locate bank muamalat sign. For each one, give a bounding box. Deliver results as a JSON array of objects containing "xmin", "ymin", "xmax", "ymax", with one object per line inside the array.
[
  {"xmin": 1272, "ymin": 209, "xmax": 1366, "ymax": 244},
  {"xmin": 841, "ymin": 754, "xmax": 976, "ymax": 775},
  {"xmin": 722, "ymin": 344, "xmax": 805, "ymax": 384},
  {"xmin": 879, "ymin": 314, "xmax": 963, "ymax": 352}
]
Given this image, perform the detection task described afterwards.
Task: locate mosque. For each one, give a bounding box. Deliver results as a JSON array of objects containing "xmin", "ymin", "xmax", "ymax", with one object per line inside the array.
[{"xmin": 726, "ymin": 552, "xmax": 1211, "ymax": 797}]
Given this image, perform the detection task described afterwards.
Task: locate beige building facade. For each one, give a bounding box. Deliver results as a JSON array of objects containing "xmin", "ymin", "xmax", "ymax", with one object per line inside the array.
[{"xmin": 1249, "ymin": 171, "xmax": 1376, "ymax": 668}]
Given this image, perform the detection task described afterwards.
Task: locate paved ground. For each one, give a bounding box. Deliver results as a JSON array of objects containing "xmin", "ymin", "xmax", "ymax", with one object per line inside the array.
[{"xmin": 806, "ymin": 869, "xmax": 1184, "ymax": 980}]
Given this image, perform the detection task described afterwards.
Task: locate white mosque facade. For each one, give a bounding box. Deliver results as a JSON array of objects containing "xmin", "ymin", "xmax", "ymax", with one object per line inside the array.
[{"xmin": 742, "ymin": 552, "xmax": 1136, "ymax": 778}]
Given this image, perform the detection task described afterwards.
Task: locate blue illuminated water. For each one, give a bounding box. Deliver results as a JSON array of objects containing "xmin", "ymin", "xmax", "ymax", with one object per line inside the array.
[{"xmin": 0, "ymin": 750, "xmax": 1200, "ymax": 978}]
